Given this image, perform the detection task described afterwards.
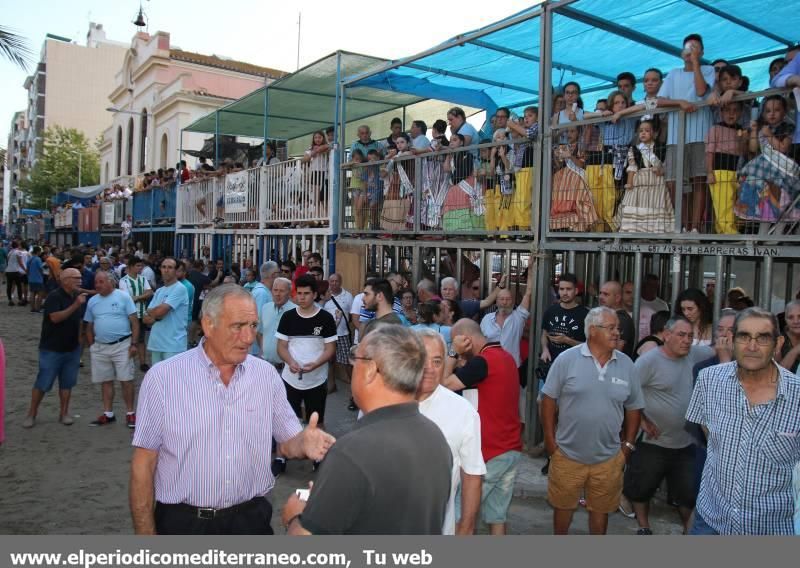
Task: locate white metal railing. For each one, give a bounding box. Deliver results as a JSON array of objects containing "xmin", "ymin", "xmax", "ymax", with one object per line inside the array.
[
  {"xmin": 177, "ymin": 175, "xmax": 220, "ymax": 226},
  {"xmin": 176, "ymin": 163, "xmax": 332, "ymax": 229},
  {"xmin": 262, "ymin": 159, "xmax": 330, "ymax": 226}
]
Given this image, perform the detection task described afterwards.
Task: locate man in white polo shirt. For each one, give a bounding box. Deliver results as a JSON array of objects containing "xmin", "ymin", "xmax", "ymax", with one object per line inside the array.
[
  {"xmin": 415, "ymin": 327, "xmax": 485, "ymax": 535},
  {"xmin": 84, "ymin": 271, "xmax": 140, "ymax": 428}
]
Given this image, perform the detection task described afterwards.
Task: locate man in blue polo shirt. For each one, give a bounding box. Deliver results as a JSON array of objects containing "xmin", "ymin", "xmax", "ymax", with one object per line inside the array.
[
  {"xmin": 84, "ymin": 271, "xmax": 139, "ymax": 428},
  {"xmin": 143, "ymin": 257, "xmax": 189, "ymax": 364}
]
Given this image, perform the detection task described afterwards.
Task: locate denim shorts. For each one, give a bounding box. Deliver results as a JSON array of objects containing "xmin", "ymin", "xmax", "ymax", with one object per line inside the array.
[
  {"xmin": 34, "ymin": 348, "xmax": 81, "ymax": 392},
  {"xmin": 481, "ymin": 450, "xmax": 521, "ymax": 524},
  {"xmin": 29, "ymin": 281, "xmax": 44, "ymax": 292}
]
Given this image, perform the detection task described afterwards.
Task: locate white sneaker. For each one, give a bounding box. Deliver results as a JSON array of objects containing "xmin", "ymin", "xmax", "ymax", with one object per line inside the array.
[{"xmin": 22, "ymin": 416, "xmax": 35, "ymax": 429}]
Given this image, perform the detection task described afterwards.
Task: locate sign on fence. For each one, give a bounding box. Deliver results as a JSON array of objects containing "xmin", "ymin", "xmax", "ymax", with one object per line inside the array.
[
  {"xmin": 224, "ymin": 171, "xmax": 248, "ymax": 213},
  {"xmin": 102, "ymin": 202, "xmax": 116, "ymax": 225}
]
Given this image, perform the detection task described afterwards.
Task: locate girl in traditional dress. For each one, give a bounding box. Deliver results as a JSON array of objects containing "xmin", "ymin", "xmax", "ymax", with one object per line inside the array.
[
  {"xmin": 550, "ymin": 127, "xmax": 598, "ymax": 232},
  {"xmin": 736, "ymin": 94, "xmax": 800, "ymax": 225},
  {"xmin": 380, "ymin": 134, "xmax": 414, "ymax": 232},
  {"xmin": 441, "ymin": 134, "xmax": 485, "ymax": 232},
  {"xmin": 618, "ymin": 120, "xmax": 674, "ymax": 233},
  {"xmin": 419, "ymin": 121, "xmax": 451, "ymax": 233}
]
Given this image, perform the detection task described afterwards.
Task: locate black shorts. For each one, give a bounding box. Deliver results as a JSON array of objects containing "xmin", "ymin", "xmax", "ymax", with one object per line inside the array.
[
  {"xmin": 623, "ymin": 442, "xmax": 697, "ymax": 508},
  {"xmin": 284, "ymin": 381, "xmax": 328, "ymax": 424}
]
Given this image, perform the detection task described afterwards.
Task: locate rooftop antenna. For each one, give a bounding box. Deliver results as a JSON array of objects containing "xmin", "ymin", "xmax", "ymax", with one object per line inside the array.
[{"xmin": 296, "ymin": 12, "xmax": 301, "ymax": 70}]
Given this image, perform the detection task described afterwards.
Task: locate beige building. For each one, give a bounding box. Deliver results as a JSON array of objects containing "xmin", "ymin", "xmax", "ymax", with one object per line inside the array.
[
  {"xmin": 22, "ymin": 24, "xmax": 127, "ymax": 169},
  {"xmin": 99, "ymin": 30, "xmax": 286, "ymax": 183}
]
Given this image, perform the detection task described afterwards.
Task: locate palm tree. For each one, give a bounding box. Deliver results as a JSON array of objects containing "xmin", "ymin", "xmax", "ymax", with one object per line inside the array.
[{"xmin": 0, "ymin": 25, "xmax": 32, "ymax": 70}]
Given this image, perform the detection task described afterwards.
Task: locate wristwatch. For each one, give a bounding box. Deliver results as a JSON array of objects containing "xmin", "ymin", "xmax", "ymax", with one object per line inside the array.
[{"xmin": 623, "ymin": 441, "xmax": 636, "ymax": 452}]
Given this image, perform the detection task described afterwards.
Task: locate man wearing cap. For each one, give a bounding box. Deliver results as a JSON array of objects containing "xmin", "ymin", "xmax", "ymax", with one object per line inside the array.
[{"xmin": 22, "ymin": 268, "xmax": 87, "ymax": 428}]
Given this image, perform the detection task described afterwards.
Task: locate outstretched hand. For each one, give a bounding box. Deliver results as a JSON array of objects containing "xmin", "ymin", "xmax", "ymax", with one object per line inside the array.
[{"xmin": 302, "ymin": 412, "xmax": 336, "ymax": 461}]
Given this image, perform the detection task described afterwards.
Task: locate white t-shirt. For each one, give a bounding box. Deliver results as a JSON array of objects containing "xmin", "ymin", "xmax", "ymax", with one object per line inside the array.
[
  {"xmin": 5, "ymin": 249, "xmax": 24, "ymax": 273},
  {"xmin": 324, "ymin": 289, "xmax": 354, "ymax": 337},
  {"xmin": 641, "ymin": 297, "xmax": 670, "ymax": 314},
  {"xmin": 141, "ymin": 265, "xmax": 157, "ymax": 289},
  {"xmin": 418, "ymin": 385, "xmax": 486, "ymax": 535},
  {"xmin": 350, "ymin": 292, "xmax": 365, "ymax": 344}
]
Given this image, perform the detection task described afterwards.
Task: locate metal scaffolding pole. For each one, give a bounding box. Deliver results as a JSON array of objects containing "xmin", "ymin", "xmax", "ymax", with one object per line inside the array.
[
  {"xmin": 632, "ymin": 252, "xmax": 643, "ymax": 347},
  {"xmin": 713, "ymin": 254, "xmax": 724, "ymax": 325},
  {"xmin": 760, "ymin": 256, "xmax": 773, "ymax": 310}
]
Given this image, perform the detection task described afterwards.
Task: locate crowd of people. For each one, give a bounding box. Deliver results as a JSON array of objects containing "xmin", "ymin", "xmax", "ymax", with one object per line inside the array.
[
  {"xmin": 3, "ymin": 234, "xmax": 799, "ymax": 536},
  {"xmin": 338, "ymin": 37, "xmax": 800, "ymax": 238},
  {"xmin": 547, "ymin": 37, "xmax": 799, "ymax": 236}
]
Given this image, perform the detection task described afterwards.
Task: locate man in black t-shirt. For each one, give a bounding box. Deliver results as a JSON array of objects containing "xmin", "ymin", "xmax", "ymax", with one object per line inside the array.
[
  {"xmin": 22, "ymin": 268, "xmax": 87, "ymax": 428},
  {"xmin": 541, "ymin": 274, "xmax": 589, "ymax": 365},
  {"xmin": 281, "ymin": 325, "xmax": 451, "ymax": 534}
]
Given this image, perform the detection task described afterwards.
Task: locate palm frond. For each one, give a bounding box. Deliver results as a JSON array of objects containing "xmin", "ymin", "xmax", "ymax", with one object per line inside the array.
[{"xmin": 0, "ymin": 25, "xmax": 33, "ymax": 71}]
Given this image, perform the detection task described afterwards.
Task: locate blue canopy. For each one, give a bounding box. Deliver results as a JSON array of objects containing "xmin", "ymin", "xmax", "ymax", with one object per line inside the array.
[{"xmin": 345, "ymin": 0, "xmax": 796, "ymax": 112}]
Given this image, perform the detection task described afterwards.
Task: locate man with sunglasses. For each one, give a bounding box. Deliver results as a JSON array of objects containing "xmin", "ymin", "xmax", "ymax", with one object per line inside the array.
[{"xmin": 687, "ymin": 307, "xmax": 800, "ymax": 535}]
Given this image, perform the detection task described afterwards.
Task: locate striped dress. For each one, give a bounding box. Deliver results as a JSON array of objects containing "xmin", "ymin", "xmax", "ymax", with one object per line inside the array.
[{"xmin": 617, "ymin": 143, "xmax": 674, "ymax": 233}]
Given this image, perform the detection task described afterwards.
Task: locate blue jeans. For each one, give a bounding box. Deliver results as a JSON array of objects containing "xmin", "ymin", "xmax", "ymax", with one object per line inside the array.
[
  {"xmin": 481, "ymin": 450, "xmax": 522, "ymax": 524},
  {"xmin": 689, "ymin": 510, "xmax": 720, "ymax": 535},
  {"xmin": 34, "ymin": 348, "xmax": 81, "ymax": 392}
]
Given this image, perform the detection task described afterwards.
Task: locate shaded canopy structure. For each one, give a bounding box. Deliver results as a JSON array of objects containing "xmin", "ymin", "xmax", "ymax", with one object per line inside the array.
[
  {"xmin": 184, "ymin": 51, "xmax": 480, "ymax": 156},
  {"xmin": 344, "ymin": 0, "xmax": 797, "ymax": 113}
]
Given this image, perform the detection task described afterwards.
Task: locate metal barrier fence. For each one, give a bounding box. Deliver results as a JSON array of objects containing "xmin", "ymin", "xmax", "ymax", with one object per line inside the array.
[
  {"xmin": 545, "ymin": 88, "xmax": 799, "ymax": 241},
  {"xmin": 177, "ymin": 163, "xmax": 332, "ymax": 229},
  {"xmin": 338, "ymin": 136, "xmax": 540, "ymax": 239}
]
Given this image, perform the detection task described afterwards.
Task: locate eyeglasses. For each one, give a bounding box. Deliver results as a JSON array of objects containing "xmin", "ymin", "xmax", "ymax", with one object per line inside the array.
[
  {"xmin": 348, "ymin": 345, "xmax": 373, "ymax": 364},
  {"xmin": 594, "ymin": 324, "xmax": 621, "ymax": 333},
  {"xmin": 733, "ymin": 332, "xmax": 775, "ymax": 346}
]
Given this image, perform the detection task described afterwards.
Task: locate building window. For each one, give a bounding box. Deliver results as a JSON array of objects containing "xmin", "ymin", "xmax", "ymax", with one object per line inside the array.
[
  {"xmin": 126, "ymin": 117, "xmax": 134, "ymax": 176},
  {"xmin": 160, "ymin": 133, "xmax": 168, "ymax": 169},
  {"xmin": 115, "ymin": 126, "xmax": 122, "ymax": 177},
  {"xmin": 139, "ymin": 109, "xmax": 148, "ymax": 173}
]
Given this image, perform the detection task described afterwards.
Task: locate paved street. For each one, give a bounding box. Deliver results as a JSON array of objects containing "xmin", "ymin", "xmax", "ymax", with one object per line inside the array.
[{"xmin": 0, "ymin": 300, "xmax": 683, "ymax": 535}]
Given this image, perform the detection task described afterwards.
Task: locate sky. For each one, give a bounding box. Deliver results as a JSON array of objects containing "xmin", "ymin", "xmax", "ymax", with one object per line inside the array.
[{"xmin": 0, "ymin": 0, "xmax": 538, "ymax": 147}]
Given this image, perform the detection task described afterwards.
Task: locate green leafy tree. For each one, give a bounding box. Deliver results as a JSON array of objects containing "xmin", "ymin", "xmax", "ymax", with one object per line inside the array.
[{"xmin": 20, "ymin": 126, "xmax": 100, "ymax": 208}]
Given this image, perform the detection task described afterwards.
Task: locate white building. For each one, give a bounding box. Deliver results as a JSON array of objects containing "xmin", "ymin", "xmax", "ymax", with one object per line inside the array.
[{"xmin": 99, "ymin": 30, "xmax": 286, "ymax": 183}]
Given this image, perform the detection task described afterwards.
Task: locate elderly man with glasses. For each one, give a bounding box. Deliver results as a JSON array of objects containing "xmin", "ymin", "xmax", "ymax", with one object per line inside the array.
[
  {"xmin": 541, "ymin": 306, "xmax": 644, "ymax": 535},
  {"xmin": 281, "ymin": 324, "xmax": 451, "ymax": 535},
  {"xmin": 687, "ymin": 307, "xmax": 800, "ymax": 535}
]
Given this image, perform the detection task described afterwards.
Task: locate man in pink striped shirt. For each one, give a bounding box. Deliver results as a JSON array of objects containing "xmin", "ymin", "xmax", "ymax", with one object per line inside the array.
[{"xmin": 130, "ymin": 284, "xmax": 335, "ymax": 535}]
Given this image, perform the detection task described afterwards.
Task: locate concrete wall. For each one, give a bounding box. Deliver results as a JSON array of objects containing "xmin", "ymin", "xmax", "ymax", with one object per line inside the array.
[{"xmin": 43, "ymin": 39, "xmax": 127, "ymax": 144}]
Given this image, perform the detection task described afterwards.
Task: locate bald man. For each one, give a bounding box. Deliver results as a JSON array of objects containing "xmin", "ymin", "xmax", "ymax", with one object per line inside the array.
[
  {"xmin": 23, "ymin": 268, "xmax": 88, "ymax": 428},
  {"xmin": 598, "ymin": 281, "xmax": 636, "ymax": 358}
]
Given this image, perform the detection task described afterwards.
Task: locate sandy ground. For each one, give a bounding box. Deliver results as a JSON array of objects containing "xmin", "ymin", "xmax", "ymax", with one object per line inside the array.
[{"xmin": 0, "ymin": 299, "xmax": 683, "ymax": 535}]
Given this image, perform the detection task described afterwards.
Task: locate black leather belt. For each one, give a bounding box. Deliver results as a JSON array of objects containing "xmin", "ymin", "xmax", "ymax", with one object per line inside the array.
[
  {"xmin": 160, "ymin": 496, "xmax": 266, "ymax": 520},
  {"xmin": 97, "ymin": 334, "xmax": 132, "ymax": 345}
]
